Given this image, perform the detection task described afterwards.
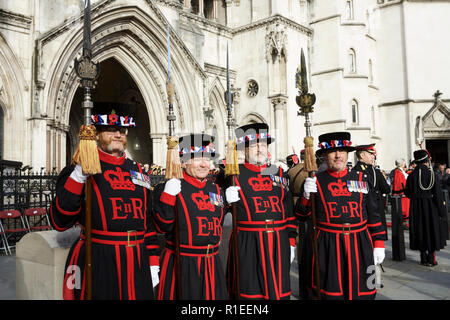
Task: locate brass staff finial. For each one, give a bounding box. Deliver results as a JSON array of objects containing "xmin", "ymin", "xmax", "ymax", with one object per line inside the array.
[{"xmin": 296, "ymin": 48, "xmax": 316, "ymax": 116}]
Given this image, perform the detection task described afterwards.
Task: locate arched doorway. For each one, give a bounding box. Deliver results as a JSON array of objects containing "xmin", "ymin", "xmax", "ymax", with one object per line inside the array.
[{"xmin": 68, "ymin": 58, "xmax": 153, "ymax": 166}]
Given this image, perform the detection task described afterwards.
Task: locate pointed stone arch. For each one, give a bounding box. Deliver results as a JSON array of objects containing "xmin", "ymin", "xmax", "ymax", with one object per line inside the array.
[
  {"xmin": 0, "ymin": 33, "xmax": 28, "ymax": 163},
  {"xmin": 239, "ymin": 112, "xmax": 267, "ymax": 126},
  {"xmin": 207, "ymin": 77, "xmax": 228, "ymax": 159},
  {"xmin": 39, "ymin": 4, "xmax": 207, "ymax": 166}
]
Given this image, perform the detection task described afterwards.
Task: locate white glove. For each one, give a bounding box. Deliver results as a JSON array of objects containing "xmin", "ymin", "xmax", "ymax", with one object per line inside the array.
[
  {"xmin": 226, "ymin": 186, "xmax": 241, "ymax": 204},
  {"xmin": 290, "ymin": 246, "xmax": 296, "ymax": 264},
  {"xmin": 303, "ymin": 177, "xmax": 317, "ymax": 200},
  {"xmin": 163, "ymin": 178, "xmax": 181, "ymax": 197},
  {"xmin": 150, "ymin": 265, "xmax": 160, "ymax": 288},
  {"xmin": 373, "ymin": 247, "xmax": 385, "ymax": 265},
  {"xmin": 69, "ymin": 164, "xmax": 88, "ymax": 183}
]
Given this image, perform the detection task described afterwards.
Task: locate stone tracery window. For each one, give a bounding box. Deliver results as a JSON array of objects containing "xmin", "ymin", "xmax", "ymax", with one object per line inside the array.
[{"xmin": 247, "ymin": 80, "xmax": 259, "ymax": 97}]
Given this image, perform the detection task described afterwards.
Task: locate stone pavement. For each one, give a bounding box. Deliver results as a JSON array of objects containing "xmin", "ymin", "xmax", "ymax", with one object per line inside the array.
[
  {"xmin": 375, "ymin": 229, "xmax": 450, "ymax": 300},
  {"xmin": 0, "ymin": 223, "xmax": 449, "ymax": 300}
]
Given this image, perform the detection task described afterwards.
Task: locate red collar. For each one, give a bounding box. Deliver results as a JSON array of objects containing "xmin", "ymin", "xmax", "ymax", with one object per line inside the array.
[
  {"xmin": 244, "ymin": 162, "xmax": 268, "ymax": 172},
  {"xmin": 98, "ymin": 148, "xmax": 126, "ymax": 165},
  {"xmin": 326, "ymin": 167, "xmax": 348, "ymax": 178},
  {"xmin": 183, "ymin": 171, "xmax": 206, "ymax": 189}
]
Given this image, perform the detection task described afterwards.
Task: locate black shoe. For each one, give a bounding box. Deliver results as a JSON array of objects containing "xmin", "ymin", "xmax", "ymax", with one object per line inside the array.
[
  {"xmin": 427, "ymin": 252, "xmax": 437, "ymax": 267},
  {"xmin": 420, "ymin": 252, "xmax": 427, "ymax": 265}
]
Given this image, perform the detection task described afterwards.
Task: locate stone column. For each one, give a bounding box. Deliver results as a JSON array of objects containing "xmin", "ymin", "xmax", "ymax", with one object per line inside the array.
[
  {"xmin": 150, "ymin": 133, "xmax": 165, "ymax": 166},
  {"xmin": 30, "ymin": 117, "xmax": 48, "ymax": 170},
  {"xmin": 183, "ymin": 0, "xmax": 192, "ymax": 12},
  {"xmin": 213, "ymin": 0, "xmax": 219, "ymax": 20},
  {"xmin": 270, "ymin": 94, "xmax": 288, "ymax": 162},
  {"xmin": 199, "ymin": 0, "xmax": 204, "ymax": 16}
]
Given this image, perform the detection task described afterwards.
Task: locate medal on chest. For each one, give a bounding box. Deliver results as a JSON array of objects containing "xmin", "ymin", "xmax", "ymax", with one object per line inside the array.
[
  {"xmin": 130, "ymin": 170, "xmax": 151, "ymax": 189},
  {"xmin": 269, "ymin": 174, "xmax": 290, "ymax": 190},
  {"xmin": 347, "ymin": 180, "xmax": 369, "ymax": 194}
]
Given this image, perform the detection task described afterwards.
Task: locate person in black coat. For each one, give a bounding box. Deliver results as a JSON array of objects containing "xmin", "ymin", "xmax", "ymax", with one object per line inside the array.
[
  {"xmin": 405, "ymin": 150, "xmax": 447, "ymax": 266},
  {"xmin": 352, "ymin": 144, "xmax": 390, "ymax": 238}
]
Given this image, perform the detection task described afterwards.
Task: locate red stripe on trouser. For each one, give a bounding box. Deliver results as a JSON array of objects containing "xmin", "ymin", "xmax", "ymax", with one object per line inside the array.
[
  {"xmin": 206, "ymin": 256, "xmax": 215, "ymax": 300},
  {"xmin": 158, "ymin": 251, "xmax": 170, "ymax": 300},
  {"xmin": 115, "ymin": 245, "xmax": 122, "ymax": 300},
  {"xmin": 63, "ymin": 240, "xmax": 82, "ymax": 300},
  {"xmin": 258, "ymin": 231, "xmax": 269, "ymax": 300},
  {"xmin": 337, "ymin": 234, "xmax": 342, "ymax": 295},
  {"xmin": 126, "ymin": 246, "xmax": 135, "ymax": 300},
  {"xmin": 267, "ymin": 232, "xmax": 280, "ymax": 300},
  {"xmin": 345, "ymin": 234, "xmax": 352, "ymax": 300},
  {"xmin": 277, "ymin": 231, "xmax": 282, "ymax": 295},
  {"xmin": 205, "ymin": 258, "xmax": 210, "ymax": 300}
]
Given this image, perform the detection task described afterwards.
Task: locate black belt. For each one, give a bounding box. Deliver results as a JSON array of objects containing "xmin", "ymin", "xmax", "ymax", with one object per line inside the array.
[
  {"xmin": 165, "ymin": 241, "xmax": 220, "ymax": 257},
  {"xmin": 80, "ymin": 229, "xmax": 145, "ymax": 247},
  {"xmin": 237, "ymin": 219, "xmax": 287, "ymax": 233},
  {"xmin": 316, "ymin": 221, "xmax": 367, "ymax": 235}
]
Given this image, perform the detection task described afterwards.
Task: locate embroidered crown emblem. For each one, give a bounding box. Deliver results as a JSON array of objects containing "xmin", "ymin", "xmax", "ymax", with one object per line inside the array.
[
  {"xmin": 192, "ymin": 191, "xmax": 215, "ymax": 212},
  {"xmin": 104, "ymin": 167, "xmax": 136, "ymax": 191},
  {"xmin": 327, "ymin": 179, "xmax": 351, "ymax": 197},
  {"xmin": 249, "ymin": 174, "xmax": 273, "ymax": 192}
]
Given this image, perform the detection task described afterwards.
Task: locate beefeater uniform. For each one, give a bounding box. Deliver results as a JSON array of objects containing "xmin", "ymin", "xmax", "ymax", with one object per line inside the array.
[
  {"xmin": 49, "ymin": 103, "xmax": 160, "ymax": 300},
  {"xmin": 153, "ymin": 134, "xmax": 227, "ymax": 300},
  {"xmin": 225, "ymin": 123, "xmax": 297, "ymax": 300},
  {"xmin": 295, "ymin": 132, "xmax": 387, "ymax": 300},
  {"xmin": 405, "ymin": 150, "xmax": 447, "ymax": 266}
]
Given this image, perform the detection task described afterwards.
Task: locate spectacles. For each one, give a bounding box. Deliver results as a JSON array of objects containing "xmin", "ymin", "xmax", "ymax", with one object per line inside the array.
[{"xmin": 99, "ymin": 126, "xmax": 128, "ymax": 135}]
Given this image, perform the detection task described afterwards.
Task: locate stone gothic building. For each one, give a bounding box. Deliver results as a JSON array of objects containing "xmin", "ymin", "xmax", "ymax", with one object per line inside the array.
[{"xmin": 0, "ymin": 0, "xmax": 449, "ymax": 172}]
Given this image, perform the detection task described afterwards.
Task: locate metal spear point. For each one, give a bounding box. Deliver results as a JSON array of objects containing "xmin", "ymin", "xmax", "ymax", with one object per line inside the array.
[
  {"xmin": 74, "ymin": 0, "xmax": 99, "ymax": 124},
  {"xmin": 295, "ymin": 48, "xmax": 321, "ymax": 299},
  {"xmin": 224, "ymin": 42, "xmax": 234, "ymax": 140}
]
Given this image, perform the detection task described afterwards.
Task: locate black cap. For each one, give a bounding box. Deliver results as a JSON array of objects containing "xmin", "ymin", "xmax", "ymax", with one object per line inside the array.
[
  {"xmin": 316, "ymin": 131, "xmax": 355, "ymax": 156},
  {"xmin": 413, "ymin": 149, "xmax": 430, "ymax": 163},
  {"xmin": 178, "ymin": 133, "xmax": 219, "ymax": 161},
  {"xmin": 235, "ymin": 123, "xmax": 274, "ymax": 146},
  {"xmin": 91, "ymin": 102, "xmax": 136, "ymax": 127}
]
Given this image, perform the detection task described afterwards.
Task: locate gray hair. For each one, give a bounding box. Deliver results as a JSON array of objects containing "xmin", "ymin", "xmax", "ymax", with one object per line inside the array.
[{"xmin": 395, "ymin": 158, "xmax": 405, "ymax": 167}]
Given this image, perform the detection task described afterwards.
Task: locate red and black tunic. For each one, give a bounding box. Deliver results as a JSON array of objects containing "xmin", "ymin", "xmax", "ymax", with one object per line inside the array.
[
  {"xmin": 224, "ymin": 163, "xmax": 297, "ymax": 300},
  {"xmin": 392, "ymin": 168, "xmax": 410, "ymax": 220},
  {"xmin": 49, "ymin": 149, "xmax": 160, "ymax": 300},
  {"xmin": 295, "ymin": 168, "xmax": 387, "ymax": 300},
  {"xmin": 153, "ymin": 171, "xmax": 227, "ymax": 300}
]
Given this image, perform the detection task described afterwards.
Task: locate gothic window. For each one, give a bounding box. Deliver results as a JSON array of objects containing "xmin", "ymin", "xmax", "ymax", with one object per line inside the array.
[
  {"xmin": 247, "ymin": 80, "xmax": 259, "ymax": 97},
  {"xmin": 351, "ymin": 99, "xmax": 359, "ymax": 124},
  {"xmin": 191, "ymin": 0, "xmax": 199, "ymax": 14},
  {"xmin": 345, "ymin": 0, "xmax": 354, "ymax": 20},
  {"xmin": 348, "ymin": 49, "xmax": 356, "ymax": 73},
  {"xmin": 204, "ymin": 0, "xmax": 215, "ymax": 19}
]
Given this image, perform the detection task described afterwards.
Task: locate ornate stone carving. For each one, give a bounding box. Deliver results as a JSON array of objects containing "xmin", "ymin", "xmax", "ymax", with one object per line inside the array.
[
  {"xmin": 265, "ymin": 23, "xmax": 287, "ymax": 63},
  {"xmin": 246, "ymin": 80, "xmax": 258, "ymax": 97}
]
